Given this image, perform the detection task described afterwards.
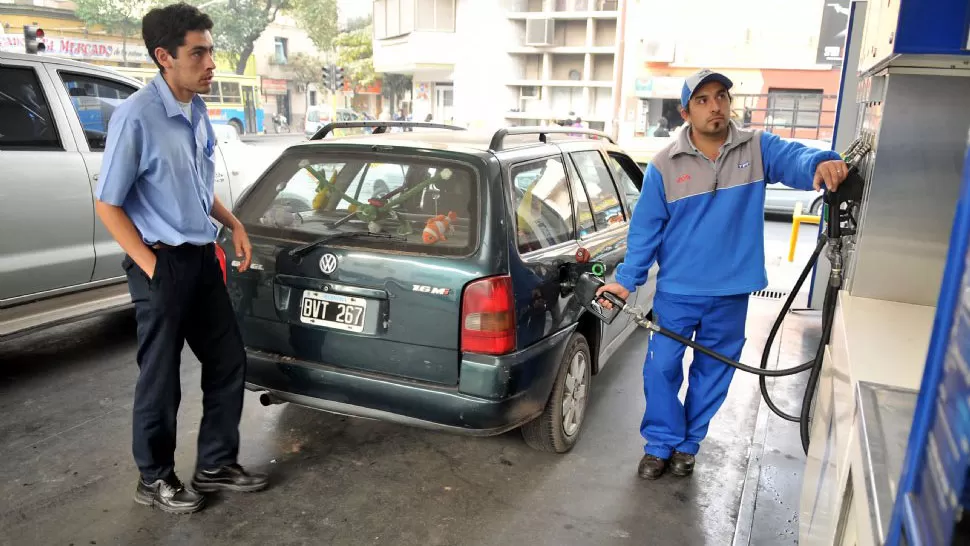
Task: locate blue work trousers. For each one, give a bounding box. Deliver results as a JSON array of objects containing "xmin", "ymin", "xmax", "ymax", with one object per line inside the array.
[{"xmin": 641, "ymin": 291, "xmax": 749, "ymax": 459}]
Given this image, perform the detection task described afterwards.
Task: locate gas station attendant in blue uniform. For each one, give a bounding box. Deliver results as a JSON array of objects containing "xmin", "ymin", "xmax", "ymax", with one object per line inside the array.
[{"xmin": 597, "ymin": 69, "xmax": 850, "ymax": 480}]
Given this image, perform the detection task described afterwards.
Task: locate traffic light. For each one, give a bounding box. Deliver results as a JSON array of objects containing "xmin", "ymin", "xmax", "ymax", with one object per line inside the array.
[
  {"xmin": 23, "ymin": 25, "xmax": 46, "ymax": 54},
  {"xmin": 322, "ymin": 65, "xmax": 332, "ymax": 91},
  {"xmin": 333, "ymin": 66, "xmax": 345, "ymax": 91}
]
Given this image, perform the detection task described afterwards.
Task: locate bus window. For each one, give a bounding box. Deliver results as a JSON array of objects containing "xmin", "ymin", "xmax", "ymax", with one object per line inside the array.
[
  {"xmin": 201, "ymin": 86, "xmax": 220, "ymax": 103},
  {"xmin": 220, "ymin": 82, "xmax": 241, "ymax": 104}
]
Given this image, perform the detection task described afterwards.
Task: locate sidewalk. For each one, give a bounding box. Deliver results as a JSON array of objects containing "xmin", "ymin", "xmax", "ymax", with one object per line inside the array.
[{"xmin": 733, "ymin": 220, "xmax": 825, "ymax": 546}]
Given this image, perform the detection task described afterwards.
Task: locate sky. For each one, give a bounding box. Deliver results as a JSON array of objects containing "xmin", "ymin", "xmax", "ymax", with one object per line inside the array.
[{"xmin": 338, "ymin": 0, "xmax": 372, "ymax": 26}]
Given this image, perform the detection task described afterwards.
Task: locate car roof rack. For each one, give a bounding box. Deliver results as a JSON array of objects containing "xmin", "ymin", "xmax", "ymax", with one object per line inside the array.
[
  {"xmin": 309, "ymin": 120, "xmax": 467, "ymax": 141},
  {"xmin": 488, "ymin": 126, "xmax": 615, "ymax": 152}
]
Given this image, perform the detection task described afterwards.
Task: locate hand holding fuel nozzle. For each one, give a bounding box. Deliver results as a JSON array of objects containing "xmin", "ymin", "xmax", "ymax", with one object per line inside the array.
[{"xmin": 595, "ymin": 283, "xmax": 630, "ymax": 310}]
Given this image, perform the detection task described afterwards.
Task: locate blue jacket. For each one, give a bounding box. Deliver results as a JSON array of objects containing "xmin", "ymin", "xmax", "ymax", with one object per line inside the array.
[{"xmin": 616, "ymin": 124, "xmax": 841, "ymax": 296}]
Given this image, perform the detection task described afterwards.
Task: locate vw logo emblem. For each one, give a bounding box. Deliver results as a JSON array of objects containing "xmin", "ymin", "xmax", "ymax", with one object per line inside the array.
[{"xmin": 319, "ymin": 253, "xmax": 338, "ymax": 275}]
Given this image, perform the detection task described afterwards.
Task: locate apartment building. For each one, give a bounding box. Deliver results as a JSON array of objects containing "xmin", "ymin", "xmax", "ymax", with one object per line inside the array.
[
  {"xmin": 505, "ymin": 0, "xmax": 621, "ymax": 131},
  {"xmin": 372, "ymin": 0, "xmax": 848, "ymax": 143},
  {"xmin": 252, "ymin": 13, "xmax": 327, "ymax": 131}
]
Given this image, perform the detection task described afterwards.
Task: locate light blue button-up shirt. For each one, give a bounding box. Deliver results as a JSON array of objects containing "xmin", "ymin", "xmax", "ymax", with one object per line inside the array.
[{"xmin": 95, "ymin": 73, "xmax": 219, "ymax": 246}]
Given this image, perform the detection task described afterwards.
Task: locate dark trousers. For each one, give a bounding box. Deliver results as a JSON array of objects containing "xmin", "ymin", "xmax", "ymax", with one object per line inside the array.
[{"xmin": 122, "ymin": 243, "xmax": 246, "ymax": 482}]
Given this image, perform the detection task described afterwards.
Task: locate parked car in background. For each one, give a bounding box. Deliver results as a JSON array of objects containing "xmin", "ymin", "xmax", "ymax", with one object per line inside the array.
[
  {"xmin": 225, "ymin": 122, "xmax": 655, "ymax": 453},
  {"xmin": 764, "ymin": 138, "xmax": 830, "ymax": 216},
  {"xmin": 303, "ymin": 106, "xmax": 362, "ymax": 139},
  {"xmin": 212, "ymin": 122, "xmax": 282, "ymax": 192},
  {"xmin": 0, "ymin": 52, "xmax": 258, "ymax": 341}
]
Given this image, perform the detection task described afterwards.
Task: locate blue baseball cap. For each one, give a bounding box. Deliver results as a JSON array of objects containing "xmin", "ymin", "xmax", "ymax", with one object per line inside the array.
[{"xmin": 681, "ymin": 69, "xmax": 734, "ymax": 109}]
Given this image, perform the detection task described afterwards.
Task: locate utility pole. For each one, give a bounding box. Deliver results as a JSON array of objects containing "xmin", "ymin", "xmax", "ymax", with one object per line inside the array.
[{"xmin": 610, "ymin": 0, "xmax": 628, "ymax": 142}]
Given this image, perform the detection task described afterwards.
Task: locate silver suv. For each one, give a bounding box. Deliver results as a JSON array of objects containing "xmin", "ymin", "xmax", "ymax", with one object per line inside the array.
[{"xmin": 0, "ymin": 52, "xmax": 255, "ymax": 340}]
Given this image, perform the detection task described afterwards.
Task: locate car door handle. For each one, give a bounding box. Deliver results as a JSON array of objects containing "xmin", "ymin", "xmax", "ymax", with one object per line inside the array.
[
  {"xmin": 92, "ymin": 173, "xmax": 99, "ymax": 181},
  {"xmin": 231, "ymin": 170, "xmax": 240, "ymax": 175}
]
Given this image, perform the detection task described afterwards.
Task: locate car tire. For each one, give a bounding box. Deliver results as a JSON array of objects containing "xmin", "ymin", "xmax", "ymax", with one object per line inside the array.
[
  {"xmin": 521, "ymin": 332, "xmax": 592, "ymax": 453},
  {"xmin": 810, "ymin": 197, "xmax": 823, "ymax": 216}
]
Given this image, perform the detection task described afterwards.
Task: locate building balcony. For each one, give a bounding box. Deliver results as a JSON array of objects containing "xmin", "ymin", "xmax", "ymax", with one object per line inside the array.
[
  {"xmin": 506, "ymin": 10, "xmax": 619, "ymax": 20},
  {"xmin": 508, "ymin": 45, "xmax": 616, "ymax": 55},
  {"xmin": 507, "ymin": 0, "xmax": 619, "ymax": 18},
  {"xmin": 373, "ymin": 31, "xmax": 459, "ymax": 74},
  {"xmin": 508, "ymin": 79, "xmax": 613, "ymax": 88}
]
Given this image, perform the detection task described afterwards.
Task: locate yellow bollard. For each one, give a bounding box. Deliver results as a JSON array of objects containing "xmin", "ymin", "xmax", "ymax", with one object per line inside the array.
[{"xmin": 788, "ymin": 202, "xmax": 821, "ymax": 262}]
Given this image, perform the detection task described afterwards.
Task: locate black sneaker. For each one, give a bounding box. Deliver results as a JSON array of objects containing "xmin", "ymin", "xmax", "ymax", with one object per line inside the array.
[
  {"xmin": 192, "ymin": 463, "xmax": 268, "ymax": 493},
  {"xmin": 670, "ymin": 451, "xmax": 695, "ymax": 477},
  {"xmin": 638, "ymin": 454, "xmax": 667, "ymax": 480},
  {"xmin": 134, "ymin": 474, "xmax": 205, "ymax": 514}
]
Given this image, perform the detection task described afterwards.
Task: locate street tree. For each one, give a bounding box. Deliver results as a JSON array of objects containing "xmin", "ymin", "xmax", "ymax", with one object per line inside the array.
[
  {"xmin": 288, "ymin": 0, "xmax": 338, "ymax": 54},
  {"xmin": 195, "ymin": 0, "xmax": 287, "ymax": 75},
  {"xmin": 381, "ymin": 73, "xmax": 412, "ymax": 114},
  {"xmin": 75, "ymin": 0, "xmax": 155, "ymax": 65},
  {"xmin": 287, "ymin": 52, "xmax": 325, "ymax": 91},
  {"xmin": 333, "ymin": 24, "xmax": 375, "ymax": 93}
]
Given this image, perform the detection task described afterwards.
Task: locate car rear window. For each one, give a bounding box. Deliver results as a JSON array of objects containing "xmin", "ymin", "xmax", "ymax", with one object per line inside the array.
[{"xmin": 236, "ymin": 150, "xmax": 480, "ymax": 256}]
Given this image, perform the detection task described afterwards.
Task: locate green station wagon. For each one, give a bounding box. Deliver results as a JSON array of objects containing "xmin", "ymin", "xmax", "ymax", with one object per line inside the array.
[{"xmin": 221, "ymin": 121, "xmax": 656, "ymax": 452}]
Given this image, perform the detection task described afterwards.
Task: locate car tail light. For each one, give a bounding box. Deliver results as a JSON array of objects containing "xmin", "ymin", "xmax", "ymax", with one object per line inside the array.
[
  {"xmin": 461, "ymin": 275, "xmax": 515, "ymax": 355},
  {"xmin": 214, "ymin": 244, "xmax": 228, "ymax": 283}
]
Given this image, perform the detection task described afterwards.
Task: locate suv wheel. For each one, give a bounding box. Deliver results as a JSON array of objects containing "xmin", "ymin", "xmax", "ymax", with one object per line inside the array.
[{"xmin": 522, "ymin": 333, "xmax": 591, "ymax": 453}]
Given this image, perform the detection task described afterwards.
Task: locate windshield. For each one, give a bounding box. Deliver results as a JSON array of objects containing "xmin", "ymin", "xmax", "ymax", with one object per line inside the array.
[{"xmin": 237, "ymin": 150, "xmax": 480, "ymax": 256}]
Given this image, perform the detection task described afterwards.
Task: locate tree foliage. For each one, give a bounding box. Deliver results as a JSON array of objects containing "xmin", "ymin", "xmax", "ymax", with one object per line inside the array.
[
  {"xmin": 195, "ymin": 0, "xmax": 288, "ymax": 75},
  {"xmin": 381, "ymin": 73, "xmax": 412, "ymax": 101},
  {"xmin": 287, "ymin": 52, "xmax": 325, "ymax": 88},
  {"xmin": 333, "ymin": 24, "xmax": 375, "ymax": 92},
  {"xmin": 287, "ymin": 0, "xmax": 338, "ymax": 53},
  {"xmin": 74, "ymin": 0, "xmax": 154, "ymax": 64}
]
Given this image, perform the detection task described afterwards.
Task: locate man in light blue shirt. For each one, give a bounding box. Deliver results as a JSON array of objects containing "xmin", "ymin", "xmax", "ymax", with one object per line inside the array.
[{"xmin": 94, "ymin": 2, "xmax": 266, "ymax": 514}]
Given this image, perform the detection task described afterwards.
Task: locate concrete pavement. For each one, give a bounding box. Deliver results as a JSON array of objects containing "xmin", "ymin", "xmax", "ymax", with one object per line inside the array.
[{"xmin": 0, "ymin": 219, "xmax": 823, "ymax": 546}]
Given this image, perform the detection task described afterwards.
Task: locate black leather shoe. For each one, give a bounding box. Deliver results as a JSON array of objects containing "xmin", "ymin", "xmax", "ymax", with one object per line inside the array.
[
  {"xmin": 134, "ymin": 474, "xmax": 205, "ymax": 514},
  {"xmin": 670, "ymin": 451, "xmax": 695, "ymax": 477},
  {"xmin": 638, "ymin": 454, "xmax": 667, "ymax": 480},
  {"xmin": 192, "ymin": 463, "xmax": 268, "ymax": 493}
]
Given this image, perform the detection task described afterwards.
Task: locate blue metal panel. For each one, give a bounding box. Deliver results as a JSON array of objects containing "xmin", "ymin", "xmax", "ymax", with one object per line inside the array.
[
  {"xmin": 888, "ymin": 140, "xmax": 970, "ymax": 545},
  {"xmin": 895, "ymin": 0, "xmax": 970, "ymax": 56}
]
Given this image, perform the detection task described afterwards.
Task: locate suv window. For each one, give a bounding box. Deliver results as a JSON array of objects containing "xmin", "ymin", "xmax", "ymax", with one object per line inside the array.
[
  {"xmin": 237, "ymin": 151, "xmax": 478, "ymax": 256},
  {"xmin": 338, "ymin": 163, "xmax": 408, "ymax": 209},
  {"xmin": 58, "ymin": 72, "xmax": 136, "ymax": 151},
  {"xmin": 564, "ymin": 154, "xmax": 596, "ymax": 238},
  {"xmin": 570, "ymin": 151, "xmax": 626, "ymax": 230},
  {"xmin": 607, "ymin": 152, "xmax": 643, "ymax": 212},
  {"xmin": 511, "ymin": 157, "xmax": 575, "ymax": 254},
  {"xmin": 0, "ymin": 66, "xmax": 60, "ymax": 150}
]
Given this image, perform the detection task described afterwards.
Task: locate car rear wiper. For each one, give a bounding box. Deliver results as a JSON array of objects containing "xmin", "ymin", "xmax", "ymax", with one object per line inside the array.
[{"xmin": 288, "ymin": 231, "xmax": 406, "ymax": 258}]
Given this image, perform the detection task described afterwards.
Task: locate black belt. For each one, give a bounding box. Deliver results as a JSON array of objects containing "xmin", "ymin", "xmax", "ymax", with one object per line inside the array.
[{"xmin": 151, "ymin": 242, "xmax": 209, "ymax": 250}]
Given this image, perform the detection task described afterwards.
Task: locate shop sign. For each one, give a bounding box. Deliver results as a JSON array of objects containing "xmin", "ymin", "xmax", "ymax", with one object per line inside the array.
[
  {"xmin": 634, "ymin": 76, "xmax": 683, "ymax": 99},
  {"xmin": 261, "ymin": 78, "xmax": 288, "ymax": 95},
  {"xmin": 0, "ymin": 33, "xmax": 151, "ymax": 63}
]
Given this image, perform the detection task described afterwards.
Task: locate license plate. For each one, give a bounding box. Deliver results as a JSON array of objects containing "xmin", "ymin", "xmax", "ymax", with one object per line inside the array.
[{"xmin": 299, "ymin": 290, "xmax": 367, "ymax": 332}]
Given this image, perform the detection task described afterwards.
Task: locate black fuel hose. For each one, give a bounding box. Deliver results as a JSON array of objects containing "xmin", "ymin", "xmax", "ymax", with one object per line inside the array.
[
  {"xmin": 636, "ymin": 319, "xmax": 821, "ymax": 377},
  {"xmin": 800, "ymin": 280, "xmax": 840, "ymax": 452},
  {"xmin": 758, "ymin": 236, "xmax": 828, "ymax": 422}
]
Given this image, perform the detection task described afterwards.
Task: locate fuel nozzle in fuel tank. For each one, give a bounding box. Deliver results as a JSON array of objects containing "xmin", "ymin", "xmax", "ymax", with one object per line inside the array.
[{"xmin": 559, "ymin": 247, "xmax": 625, "ymax": 325}]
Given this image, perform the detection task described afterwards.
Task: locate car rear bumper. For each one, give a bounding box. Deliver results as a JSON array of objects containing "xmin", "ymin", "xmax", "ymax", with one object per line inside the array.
[{"xmin": 244, "ymin": 325, "xmax": 575, "ymax": 436}]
